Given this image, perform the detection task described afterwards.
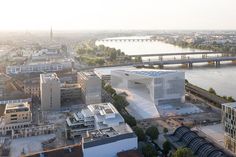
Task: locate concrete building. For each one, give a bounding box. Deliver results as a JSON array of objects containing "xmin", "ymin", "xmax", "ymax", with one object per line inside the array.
[
  {"xmin": 66, "ymin": 102, "xmax": 124, "ymax": 138},
  {"xmin": 23, "ymin": 79, "xmax": 40, "ymax": 97},
  {"xmin": 111, "ymin": 69, "xmax": 185, "ymax": 119},
  {"xmin": 78, "ymin": 72, "xmax": 101, "ymax": 104},
  {"xmin": 61, "ymin": 84, "xmax": 81, "ymax": 102},
  {"xmin": 40, "ymin": 73, "xmax": 61, "ymax": 111},
  {"xmin": 83, "ymin": 123, "xmax": 137, "ymax": 157},
  {"xmin": 222, "ymin": 102, "xmax": 236, "ymax": 153},
  {"xmin": 0, "ymin": 102, "xmax": 32, "ymax": 135}
]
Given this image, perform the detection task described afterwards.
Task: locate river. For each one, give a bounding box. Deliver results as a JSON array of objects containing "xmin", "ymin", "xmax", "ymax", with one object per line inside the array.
[{"xmin": 96, "ymin": 37, "xmax": 236, "ymax": 99}]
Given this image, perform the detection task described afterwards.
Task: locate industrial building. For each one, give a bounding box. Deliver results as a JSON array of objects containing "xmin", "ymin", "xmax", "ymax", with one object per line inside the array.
[
  {"xmin": 66, "ymin": 102, "xmax": 124, "ymax": 138},
  {"xmin": 78, "ymin": 71, "xmax": 101, "ymax": 104},
  {"xmin": 165, "ymin": 126, "xmax": 233, "ymax": 157},
  {"xmin": 40, "ymin": 73, "xmax": 61, "ymax": 111},
  {"xmin": 222, "ymin": 102, "xmax": 236, "ymax": 153},
  {"xmin": 111, "ymin": 69, "xmax": 185, "ymax": 119}
]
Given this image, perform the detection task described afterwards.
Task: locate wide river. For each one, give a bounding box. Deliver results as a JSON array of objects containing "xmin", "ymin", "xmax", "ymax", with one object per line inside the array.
[{"xmin": 96, "ymin": 37, "xmax": 236, "ymax": 99}]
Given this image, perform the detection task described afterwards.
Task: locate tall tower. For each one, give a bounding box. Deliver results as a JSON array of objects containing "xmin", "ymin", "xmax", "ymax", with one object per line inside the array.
[{"xmin": 50, "ymin": 27, "xmax": 53, "ymax": 41}]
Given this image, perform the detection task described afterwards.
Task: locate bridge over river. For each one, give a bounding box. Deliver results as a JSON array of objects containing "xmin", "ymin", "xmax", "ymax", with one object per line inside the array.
[{"xmin": 75, "ymin": 51, "xmax": 236, "ymax": 70}]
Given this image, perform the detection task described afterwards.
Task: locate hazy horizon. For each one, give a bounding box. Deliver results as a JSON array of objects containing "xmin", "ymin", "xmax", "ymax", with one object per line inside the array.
[{"xmin": 0, "ymin": 0, "xmax": 236, "ymax": 31}]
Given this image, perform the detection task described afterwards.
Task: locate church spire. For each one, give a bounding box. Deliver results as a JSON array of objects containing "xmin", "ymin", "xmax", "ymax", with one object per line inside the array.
[{"xmin": 50, "ymin": 27, "xmax": 53, "ymax": 41}]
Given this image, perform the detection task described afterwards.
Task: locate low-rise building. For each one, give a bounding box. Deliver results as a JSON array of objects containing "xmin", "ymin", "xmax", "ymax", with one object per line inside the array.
[
  {"xmin": 78, "ymin": 71, "xmax": 101, "ymax": 104},
  {"xmin": 0, "ymin": 102, "xmax": 32, "ymax": 136},
  {"xmin": 66, "ymin": 102, "xmax": 124, "ymax": 138},
  {"xmin": 83, "ymin": 123, "xmax": 137, "ymax": 157},
  {"xmin": 6, "ymin": 61, "xmax": 72, "ymax": 75}
]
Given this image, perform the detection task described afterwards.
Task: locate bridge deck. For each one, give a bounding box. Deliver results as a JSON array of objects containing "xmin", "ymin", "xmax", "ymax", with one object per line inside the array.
[{"xmin": 128, "ymin": 51, "xmax": 235, "ymax": 57}]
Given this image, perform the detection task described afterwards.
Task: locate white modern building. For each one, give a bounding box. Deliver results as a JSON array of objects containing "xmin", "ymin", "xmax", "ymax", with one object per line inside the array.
[
  {"xmin": 0, "ymin": 102, "xmax": 32, "ymax": 135},
  {"xmin": 40, "ymin": 73, "xmax": 61, "ymax": 111},
  {"xmin": 78, "ymin": 72, "xmax": 101, "ymax": 104},
  {"xmin": 66, "ymin": 102, "xmax": 124, "ymax": 138},
  {"xmin": 111, "ymin": 69, "xmax": 185, "ymax": 119},
  {"xmin": 82, "ymin": 123, "xmax": 137, "ymax": 157}
]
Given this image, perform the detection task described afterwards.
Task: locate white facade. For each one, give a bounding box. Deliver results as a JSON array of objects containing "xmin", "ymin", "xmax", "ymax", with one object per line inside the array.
[
  {"xmin": 66, "ymin": 103, "xmax": 124, "ymax": 138},
  {"xmin": 83, "ymin": 124, "xmax": 137, "ymax": 157},
  {"xmin": 78, "ymin": 72, "xmax": 101, "ymax": 104},
  {"xmin": 40, "ymin": 73, "xmax": 61, "ymax": 111},
  {"xmin": 111, "ymin": 69, "xmax": 185, "ymax": 119}
]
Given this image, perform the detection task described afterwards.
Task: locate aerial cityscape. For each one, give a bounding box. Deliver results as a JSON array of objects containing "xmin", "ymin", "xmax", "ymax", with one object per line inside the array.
[{"xmin": 0, "ymin": 0, "xmax": 236, "ymax": 157}]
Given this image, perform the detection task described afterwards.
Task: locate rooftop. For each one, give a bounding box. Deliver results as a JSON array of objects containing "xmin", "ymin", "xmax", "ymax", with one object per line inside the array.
[
  {"xmin": 40, "ymin": 73, "xmax": 60, "ymax": 83},
  {"xmin": 83, "ymin": 123, "xmax": 134, "ymax": 143},
  {"xmin": 115, "ymin": 69, "xmax": 181, "ymax": 78},
  {"xmin": 5, "ymin": 102, "xmax": 30, "ymax": 110},
  {"xmin": 222, "ymin": 102, "xmax": 236, "ymax": 109},
  {"xmin": 23, "ymin": 144, "xmax": 83, "ymax": 157}
]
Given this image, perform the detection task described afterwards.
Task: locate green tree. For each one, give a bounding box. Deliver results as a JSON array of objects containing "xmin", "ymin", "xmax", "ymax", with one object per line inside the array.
[
  {"xmin": 124, "ymin": 114, "xmax": 136, "ymax": 127},
  {"xmin": 208, "ymin": 87, "xmax": 216, "ymax": 95},
  {"xmin": 145, "ymin": 126, "xmax": 159, "ymax": 140},
  {"xmin": 142, "ymin": 144, "xmax": 157, "ymax": 157},
  {"xmin": 227, "ymin": 96, "xmax": 235, "ymax": 102},
  {"xmin": 133, "ymin": 126, "xmax": 146, "ymax": 141},
  {"xmin": 163, "ymin": 127, "xmax": 168, "ymax": 134},
  {"xmin": 162, "ymin": 140, "xmax": 171, "ymax": 155},
  {"xmin": 172, "ymin": 148, "xmax": 194, "ymax": 157}
]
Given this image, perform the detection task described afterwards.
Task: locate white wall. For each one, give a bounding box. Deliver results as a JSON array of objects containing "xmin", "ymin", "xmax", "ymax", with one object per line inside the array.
[{"xmin": 83, "ymin": 137, "xmax": 137, "ymax": 157}]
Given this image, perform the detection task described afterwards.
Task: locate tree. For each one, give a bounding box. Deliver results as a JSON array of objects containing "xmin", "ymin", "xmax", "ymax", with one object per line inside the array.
[
  {"xmin": 208, "ymin": 87, "xmax": 216, "ymax": 95},
  {"xmin": 133, "ymin": 126, "xmax": 146, "ymax": 141},
  {"xmin": 227, "ymin": 96, "xmax": 235, "ymax": 102},
  {"xmin": 162, "ymin": 140, "xmax": 171, "ymax": 155},
  {"xmin": 123, "ymin": 114, "xmax": 137, "ymax": 127},
  {"xmin": 172, "ymin": 148, "xmax": 194, "ymax": 157},
  {"xmin": 163, "ymin": 127, "xmax": 168, "ymax": 134},
  {"xmin": 145, "ymin": 126, "xmax": 159, "ymax": 140},
  {"xmin": 142, "ymin": 144, "xmax": 157, "ymax": 157}
]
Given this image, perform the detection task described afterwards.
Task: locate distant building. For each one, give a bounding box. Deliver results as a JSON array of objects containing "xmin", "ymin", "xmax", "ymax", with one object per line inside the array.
[
  {"xmin": 83, "ymin": 123, "xmax": 137, "ymax": 157},
  {"xmin": 40, "ymin": 73, "xmax": 61, "ymax": 111},
  {"xmin": 222, "ymin": 102, "xmax": 236, "ymax": 153},
  {"xmin": 78, "ymin": 72, "xmax": 101, "ymax": 104},
  {"xmin": 0, "ymin": 102, "xmax": 32, "ymax": 135},
  {"xmin": 111, "ymin": 69, "xmax": 185, "ymax": 119},
  {"xmin": 66, "ymin": 102, "xmax": 124, "ymax": 138},
  {"xmin": 6, "ymin": 61, "xmax": 72, "ymax": 75}
]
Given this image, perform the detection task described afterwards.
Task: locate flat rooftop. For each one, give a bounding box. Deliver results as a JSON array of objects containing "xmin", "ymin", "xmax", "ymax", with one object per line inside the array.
[
  {"xmin": 83, "ymin": 123, "xmax": 134, "ymax": 143},
  {"xmin": 40, "ymin": 73, "xmax": 60, "ymax": 83},
  {"xmin": 5, "ymin": 102, "xmax": 29, "ymax": 110},
  {"xmin": 88, "ymin": 102, "xmax": 118, "ymax": 115},
  {"xmin": 222, "ymin": 102, "xmax": 236, "ymax": 109},
  {"xmin": 118, "ymin": 69, "xmax": 181, "ymax": 78}
]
